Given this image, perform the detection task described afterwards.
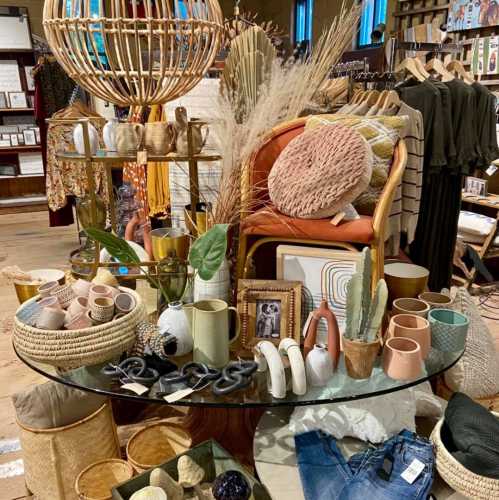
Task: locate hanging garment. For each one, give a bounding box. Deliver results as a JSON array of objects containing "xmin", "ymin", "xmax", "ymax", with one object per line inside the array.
[{"xmin": 146, "ymin": 104, "xmax": 170, "ymax": 217}]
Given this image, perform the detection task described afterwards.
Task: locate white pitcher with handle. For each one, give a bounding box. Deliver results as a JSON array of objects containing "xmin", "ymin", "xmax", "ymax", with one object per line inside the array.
[{"xmin": 116, "ymin": 123, "xmax": 144, "ymax": 154}]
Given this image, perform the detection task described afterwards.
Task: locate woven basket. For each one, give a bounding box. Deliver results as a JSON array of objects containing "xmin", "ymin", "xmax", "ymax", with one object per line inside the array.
[
  {"xmin": 431, "ymin": 414, "xmax": 499, "ymax": 499},
  {"xmin": 126, "ymin": 422, "xmax": 191, "ymax": 473},
  {"xmin": 13, "ymin": 287, "xmax": 144, "ymax": 369},
  {"xmin": 18, "ymin": 403, "xmax": 120, "ymax": 500},
  {"xmin": 75, "ymin": 459, "xmax": 134, "ymax": 500},
  {"xmin": 436, "ymin": 377, "xmax": 499, "ymax": 412}
]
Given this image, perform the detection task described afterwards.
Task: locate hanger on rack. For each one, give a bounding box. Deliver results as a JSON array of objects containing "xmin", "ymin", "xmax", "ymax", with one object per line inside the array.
[
  {"xmin": 395, "ymin": 58, "xmax": 426, "ymax": 82},
  {"xmin": 446, "ymin": 60, "xmax": 474, "ymax": 84},
  {"xmin": 425, "ymin": 56, "xmax": 455, "ymax": 82},
  {"xmin": 380, "ymin": 90, "xmax": 401, "ymax": 113}
]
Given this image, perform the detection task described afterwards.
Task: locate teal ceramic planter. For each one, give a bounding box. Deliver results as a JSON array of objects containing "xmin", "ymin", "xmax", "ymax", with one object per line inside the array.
[{"xmin": 429, "ymin": 308, "xmax": 469, "ymax": 352}]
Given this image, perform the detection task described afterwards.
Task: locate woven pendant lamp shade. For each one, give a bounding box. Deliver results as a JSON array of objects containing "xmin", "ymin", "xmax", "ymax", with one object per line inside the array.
[{"xmin": 43, "ymin": 0, "xmax": 224, "ymax": 106}]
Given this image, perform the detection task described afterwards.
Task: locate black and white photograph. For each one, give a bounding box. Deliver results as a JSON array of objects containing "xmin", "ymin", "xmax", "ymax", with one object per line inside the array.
[
  {"xmin": 8, "ymin": 91, "xmax": 27, "ymax": 109},
  {"xmin": 255, "ymin": 299, "xmax": 281, "ymax": 339},
  {"xmin": 22, "ymin": 129, "xmax": 36, "ymax": 145},
  {"xmin": 465, "ymin": 176, "xmax": 488, "ymax": 197}
]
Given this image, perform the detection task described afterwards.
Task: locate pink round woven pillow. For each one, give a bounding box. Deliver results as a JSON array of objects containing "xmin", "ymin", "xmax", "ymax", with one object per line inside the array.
[{"xmin": 268, "ymin": 124, "xmax": 373, "ymax": 219}]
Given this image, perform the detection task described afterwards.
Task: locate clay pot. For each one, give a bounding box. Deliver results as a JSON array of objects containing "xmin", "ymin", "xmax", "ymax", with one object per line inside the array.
[
  {"xmin": 392, "ymin": 298, "xmax": 430, "ymax": 318},
  {"xmin": 383, "ymin": 337, "xmax": 422, "ymax": 381},
  {"xmin": 418, "ymin": 292, "xmax": 453, "ymax": 309},
  {"xmin": 343, "ymin": 337, "xmax": 380, "ymax": 380},
  {"xmin": 384, "ymin": 262, "xmax": 429, "ymax": 305},
  {"xmin": 67, "ymin": 296, "xmax": 89, "ymax": 320},
  {"xmin": 72, "ymin": 279, "xmax": 92, "ymax": 298},
  {"xmin": 90, "ymin": 296, "xmax": 115, "ymax": 323},
  {"xmin": 388, "ymin": 314, "xmax": 431, "ymax": 359},
  {"xmin": 429, "ymin": 308, "xmax": 469, "ymax": 352}
]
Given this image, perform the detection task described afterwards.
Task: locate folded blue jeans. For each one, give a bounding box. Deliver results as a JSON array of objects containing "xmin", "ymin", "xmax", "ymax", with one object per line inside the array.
[{"xmin": 295, "ymin": 429, "xmax": 435, "ymax": 500}]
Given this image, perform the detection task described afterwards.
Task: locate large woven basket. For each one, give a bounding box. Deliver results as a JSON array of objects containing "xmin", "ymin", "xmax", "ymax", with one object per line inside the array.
[
  {"xmin": 436, "ymin": 377, "xmax": 499, "ymax": 412},
  {"xmin": 18, "ymin": 403, "xmax": 120, "ymax": 500},
  {"xmin": 13, "ymin": 287, "xmax": 144, "ymax": 369},
  {"xmin": 431, "ymin": 414, "xmax": 499, "ymax": 499}
]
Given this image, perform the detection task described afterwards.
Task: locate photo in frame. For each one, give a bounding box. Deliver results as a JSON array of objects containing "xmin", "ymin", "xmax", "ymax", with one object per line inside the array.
[
  {"xmin": 465, "ymin": 176, "xmax": 488, "ymax": 197},
  {"xmin": 276, "ymin": 245, "xmax": 362, "ymax": 344},
  {"xmin": 8, "ymin": 91, "xmax": 27, "ymax": 109},
  {"xmin": 22, "ymin": 129, "xmax": 36, "ymax": 145},
  {"xmin": 9, "ymin": 134, "xmax": 18, "ymax": 147},
  {"xmin": 0, "ymin": 91, "xmax": 7, "ymax": 109},
  {"xmin": 237, "ymin": 279, "xmax": 302, "ymax": 350}
]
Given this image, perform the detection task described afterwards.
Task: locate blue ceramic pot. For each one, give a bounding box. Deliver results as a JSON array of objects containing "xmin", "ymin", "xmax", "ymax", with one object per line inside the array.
[{"xmin": 429, "ymin": 308, "xmax": 469, "ymax": 352}]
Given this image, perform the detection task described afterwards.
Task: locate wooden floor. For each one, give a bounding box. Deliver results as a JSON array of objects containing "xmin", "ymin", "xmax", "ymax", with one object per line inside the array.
[{"xmin": 0, "ymin": 211, "xmax": 78, "ymax": 500}]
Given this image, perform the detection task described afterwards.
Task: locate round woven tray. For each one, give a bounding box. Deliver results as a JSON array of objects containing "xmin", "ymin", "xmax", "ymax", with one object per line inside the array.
[
  {"xmin": 75, "ymin": 458, "xmax": 134, "ymax": 500},
  {"xmin": 13, "ymin": 287, "xmax": 145, "ymax": 369},
  {"xmin": 431, "ymin": 415, "xmax": 499, "ymax": 499}
]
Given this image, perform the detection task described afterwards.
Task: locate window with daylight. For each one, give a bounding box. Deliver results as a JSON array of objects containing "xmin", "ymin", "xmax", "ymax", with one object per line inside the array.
[
  {"xmin": 358, "ymin": 0, "xmax": 387, "ymax": 47},
  {"xmin": 294, "ymin": 0, "xmax": 314, "ymax": 46}
]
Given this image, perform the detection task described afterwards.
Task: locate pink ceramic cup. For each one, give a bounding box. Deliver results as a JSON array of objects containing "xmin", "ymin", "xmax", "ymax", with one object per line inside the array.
[
  {"xmin": 36, "ymin": 307, "xmax": 66, "ymax": 330},
  {"xmin": 388, "ymin": 314, "xmax": 431, "ymax": 359},
  {"xmin": 37, "ymin": 281, "xmax": 59, "ymax": 298},
  {"xmin": 38, "ymin": 296, "xmax": 61, "ymax": 310},
  {"xmin": 71, "ymin": 279, "xmax": 92, "ymax": 298},
  {"xmin": 88, "ymin": 284, "xmax": 114, "ymax": 304},
  {"xmin": 50, "ymin": 283, "xmax": 76, "ymax": 309},
  {"xmin": 115, "ymin": 292, "xmax": 136, "ymax": 314},
  {"xmin": 67, "ymin": 296, "xmax": 89, "ymax": 320},
  {"xmin": 65, "ymin": 311, "xmax": 93, "ymax": 330},
  {"xmin": 383, "ymin": 337, "xmax": 422, "ymax": 381}
]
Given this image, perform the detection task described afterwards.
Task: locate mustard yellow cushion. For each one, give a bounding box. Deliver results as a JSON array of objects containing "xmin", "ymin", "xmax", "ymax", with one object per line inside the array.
[{"xmin": 268, "ymin": 124, "xmax": 372, "ymax": 219}]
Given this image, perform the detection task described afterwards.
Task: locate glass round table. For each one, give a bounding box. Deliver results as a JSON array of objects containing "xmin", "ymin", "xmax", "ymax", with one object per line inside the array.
[{"xmin": 15, "ymin": 345, "xmax": 462, "ymax": 466}]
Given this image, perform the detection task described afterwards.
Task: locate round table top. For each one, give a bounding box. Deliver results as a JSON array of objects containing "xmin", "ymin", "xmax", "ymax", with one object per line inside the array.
[{"xmin": 15, "ymin": 346, "xmax": 463, "ymax": 409}]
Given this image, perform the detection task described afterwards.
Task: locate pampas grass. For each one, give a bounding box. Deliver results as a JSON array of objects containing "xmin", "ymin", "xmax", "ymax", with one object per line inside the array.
[{"xmin": 208, "ymin": 1, "xmax": 360, "ymax": 227}]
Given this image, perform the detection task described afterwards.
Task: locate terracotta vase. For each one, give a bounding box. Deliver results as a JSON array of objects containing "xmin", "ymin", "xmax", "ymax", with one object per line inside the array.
[
  {"xmin": 384, "ymin": 262, "xmax": 429, "ymax": 306},
  {"xmin": 343, "ymin": 337, "xmax": 380, "ymax": 380},
  {"xmin": 392, "ymin": 298, "xmax": 430, "ymax": 318},
  {"xmin": 305, "ymin": 344, "xmax": 333, "ymax": 387},
  {"xmin": 383, "ymin": 337, "xmax": 422, "ymax": 381},
  {"xmin": 387, "ymin": 314, "xmax": 431, "ymax": 359},
  {"xmin": 418, "ymin": 292, "xmax": 453, "ymax": 310},
  {"xmin": 303, "ymin": 300, "xmax": 340, "ymax": 370}
]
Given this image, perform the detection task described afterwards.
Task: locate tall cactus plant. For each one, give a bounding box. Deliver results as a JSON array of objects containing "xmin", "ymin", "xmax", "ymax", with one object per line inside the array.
[{"xmin": 344, "ymin": 248, "xmax": 388, "ymax": 343}]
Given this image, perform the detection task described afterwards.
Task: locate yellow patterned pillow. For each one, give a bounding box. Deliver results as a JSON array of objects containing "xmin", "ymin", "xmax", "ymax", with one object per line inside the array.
[{"xmin": 306, "ymin": 115, "xmax": 407, "ymax": 214}]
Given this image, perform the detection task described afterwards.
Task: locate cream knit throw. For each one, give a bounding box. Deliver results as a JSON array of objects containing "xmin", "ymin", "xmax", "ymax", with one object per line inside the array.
[{"xmin": 268, "ymin": 124, "xmax": 373, "ymax": 219}]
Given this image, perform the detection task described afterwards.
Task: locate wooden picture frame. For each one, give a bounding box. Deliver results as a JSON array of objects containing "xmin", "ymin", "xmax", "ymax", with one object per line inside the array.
[
  {"xmin": 8, "ymin": 91, "xmax": 27, "ymax": 109},
  {"xmin": 276, "ymin": 245, "xmax": 362, "ymax": 343},
  {"xmin": 237, "ymin": 279, "xmax": 302, "ymax": 350}
]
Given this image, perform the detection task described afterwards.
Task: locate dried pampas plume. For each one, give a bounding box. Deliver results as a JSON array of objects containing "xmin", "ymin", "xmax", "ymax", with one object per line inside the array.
[{"xmin": 208, "ymin": 1, "xmax": 360, "ymax": 227}]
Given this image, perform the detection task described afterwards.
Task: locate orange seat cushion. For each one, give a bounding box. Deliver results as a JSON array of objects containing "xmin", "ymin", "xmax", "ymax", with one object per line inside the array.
[{"xmin": 241, "ymin": 206, "xmax": 375, "ymax": 244}]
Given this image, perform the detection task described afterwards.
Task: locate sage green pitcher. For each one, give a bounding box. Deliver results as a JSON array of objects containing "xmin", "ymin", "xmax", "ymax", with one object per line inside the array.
[{"xmin": 188, "ymin": 299, "xmax": 240, "ymax": 368}]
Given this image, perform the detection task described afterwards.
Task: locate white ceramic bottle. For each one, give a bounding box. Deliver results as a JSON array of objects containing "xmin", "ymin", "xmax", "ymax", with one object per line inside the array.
[
  {"xmin": 103, "ymin": 118, "xmax": 119, "ymax": 151},
  {"xmin": 73, "ymin": 121, "xmax": 99, "ymax": 155},
  {"xmin": 157, "ymin": 301, "xmax": 193, "ymax": 356},
  {"xmin": 305, "ymin": 344, "xmax": 333, "ymax": 387}
]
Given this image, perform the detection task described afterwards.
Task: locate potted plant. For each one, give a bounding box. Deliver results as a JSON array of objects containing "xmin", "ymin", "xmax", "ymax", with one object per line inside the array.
[{"xmin": 343, "ymin": 247, "xmax": 388, "ymax": 379}]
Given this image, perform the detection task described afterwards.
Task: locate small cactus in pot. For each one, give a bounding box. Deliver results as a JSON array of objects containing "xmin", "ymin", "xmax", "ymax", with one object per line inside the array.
[{"xmin": 343, "ymin": 247, "xmax": 388, "ymax": 379}]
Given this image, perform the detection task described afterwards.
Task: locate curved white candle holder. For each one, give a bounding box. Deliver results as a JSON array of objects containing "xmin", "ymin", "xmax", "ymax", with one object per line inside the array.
[{"xmin": 279, "ymin": 338, "xmax": 307, "ymax": 396}]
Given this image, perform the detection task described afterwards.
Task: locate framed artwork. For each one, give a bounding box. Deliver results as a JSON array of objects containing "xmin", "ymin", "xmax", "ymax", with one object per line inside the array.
[
  {"xmin": 22, "ymin": 129, "xmax": 36, "ymax": 145},
  {"xmin": 17, "ymin": 133, "xmax": 24, "ymax": 145},
  {"xmin": 9, "ymin": 134, "xmax": 18, "ymax": 147},
  {"xmin": 0, "ymin": 138, "xmax": 10, "ymax": 148},
  {"xmin": 276, "ymin": 245, "xmax": 362, "ymax": 344},
  {"xmin": 448, "ymin": 0, "xmax": 499, "ymax": 32},
  {"xmin": 465, "ymin": 176, "xmax": 488, "ymax": 197},
  {"xmin": 8, "ymin": 92, "xmax": 27, "ymax": 109},
  {"xmin": 237, "ymin": 279, "xmax": 302, "ymax": 350},
  {"xmin": 31, "ymin": 127, "xmax": 41, "ymax": 144},
  {"xmin": 24, "ymin": 66, "xmax": 35, "ymax": 91},
  {"xmin": 0, "ymin": 92, "xmax": 7, "ymax": 109}
]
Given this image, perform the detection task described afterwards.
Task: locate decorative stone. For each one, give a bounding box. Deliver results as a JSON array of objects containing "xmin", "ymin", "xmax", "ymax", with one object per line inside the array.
[
  {"xmin": 212, "ymin": 470, "xmax": 251, "ymax": 500},
  {"xmin": 150, "ymin": 467, "xmax": 184, "ymax": 500},
  {"xmin": 177, "ymin": 455, "xmax": 204, "ymax": 488},
  {"xmin": 129, "ymin": 486, "xmax": 167, "ymax": 500}
]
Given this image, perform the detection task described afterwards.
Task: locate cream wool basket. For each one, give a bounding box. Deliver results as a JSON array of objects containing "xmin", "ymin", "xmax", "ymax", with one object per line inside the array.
[
  {"xmin": 13, "ymin": 287, "xmax": 144, "ymax": 369},
  {"xmin": 430, "ymin": 414, "xmax": 499, "ymax": 499}
]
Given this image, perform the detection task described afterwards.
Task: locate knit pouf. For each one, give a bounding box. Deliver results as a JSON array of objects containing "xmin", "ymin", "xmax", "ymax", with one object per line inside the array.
[{"xmin": 268, "ymin": 124, "xmax": 373, "ymax": 219}]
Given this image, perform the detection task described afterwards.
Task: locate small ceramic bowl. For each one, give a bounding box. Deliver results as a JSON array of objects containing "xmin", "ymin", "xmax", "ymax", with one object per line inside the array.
[
  {"xmin": 65, "ymin": 311, "xmax": 93, "ymax": 330},
  {"xmin": 388, "ymin": 314, "xmax": 431, "ymax": 359},
  {"xmin": 71, "ymin": 279, "xmax": 92, "ymax": 298},
  {"xmin": 67, "ymin": 296, "xmax": 89, "ymax": 320},
  {"xmin": 37, "ymin": 281, "xmax": 59, "ymax": 298},
  {"xmin": 383, "ymin": 337, "xmax": 422, "ymax": 381},
  {"xmin": 50, "ymin": 283, "xmax": 76, "ymax": 309},
  {"xmin": 36, "ymin": 307, "xmax": 66, "ymax": 330},
  {"xmin": 392, "ymin": 298, "xmax": 430, "ymax": 318},
  {"xmin": 90, "ymin": 296, "xmax": 115, "ymax": 323},
  {"xmin": 418, "ymin": 292, "xmax": 453, "ymax": 309},
  {"xmin": 38, "ymin": 296, "xmax": 61, "ymax": 310}
]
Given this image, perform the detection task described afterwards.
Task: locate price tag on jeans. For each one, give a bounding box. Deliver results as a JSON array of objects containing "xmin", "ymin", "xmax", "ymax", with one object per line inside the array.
[
  {"xmin": 401, "ymin": 458, "xmax": 425, "ymax": 484},
  {"xmin": 121, "ymin": 383, "xmax": 149, "ymax": 395},
  {"xmin": 164, "ymin": 388, "xmax": 194, "ymax": 403}
]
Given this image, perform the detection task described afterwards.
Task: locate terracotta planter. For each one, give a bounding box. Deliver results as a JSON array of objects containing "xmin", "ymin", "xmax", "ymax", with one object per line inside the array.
[
  {"xmin": 418, "ymin": 292, "xmax": 453, "ymax": 309},
  {"xmin": 387, "ymin": 314, "xmax": 431, "ymax": 359},
  {"xmin": 343, "ymin": 337, "xmax": 380, "ymax": 380},
  {"xmin": 392, "ymin": 298, "xmax": 430, "ymax": 318},
  {"xmin": 384, "ymin": 262, "xmax": 429, "ymax": 306},
  {"xmin": 429, "ymin": 308, "xmax": 469, "ymax": 352},
  {"xmin": 383, "ymin": 337, "xmax": 422, "ymax": 381}
]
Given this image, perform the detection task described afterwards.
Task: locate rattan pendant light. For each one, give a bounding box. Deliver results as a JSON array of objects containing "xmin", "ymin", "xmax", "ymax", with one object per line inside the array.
[{"xmin": 43, "ymin": 0, "xmax": 224, "ymax": 106}]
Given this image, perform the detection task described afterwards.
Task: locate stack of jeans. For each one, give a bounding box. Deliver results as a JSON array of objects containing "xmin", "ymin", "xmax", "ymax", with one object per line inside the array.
[{"xmin": 295, "ymin": 429, "xmax": 434, "ymax": 499}]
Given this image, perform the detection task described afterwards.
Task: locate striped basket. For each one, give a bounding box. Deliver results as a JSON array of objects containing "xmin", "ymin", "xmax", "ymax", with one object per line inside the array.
[
  {"xmin": 431, "ymin": 414, "xmax": 499, "ymax": 499},
  {"xmin": 13, "ymin": 287, "xmax": 144, "ymax": 369}
]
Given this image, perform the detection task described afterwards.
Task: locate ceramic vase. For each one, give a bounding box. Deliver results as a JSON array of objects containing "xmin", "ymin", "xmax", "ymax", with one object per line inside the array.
[
  {"xmin": 103, "ymin": 118, "xmax": 119, "ymax": 151},
  {"xmin": 194, "ymin": 257, "xmax": 230, "ymax": 303},
  {"xmin": 392, "ymin": 298, "xmax": 430, "ymax": 318},
  {"xmin": 383, "ymin": 337, "xmax": 422, "ymax": 381},
  {"xmin": 157, "ymin": 301, "xmax": 193, "ymax": 356},
  {"xmin": 144, "ymin": 122, "xmax": 175, "ymax": 155},
  {"xmin": 73, "ymin": 122, "xmax": 99, "ymax": 155},
  {"xmin": 387, "ymin": 314, "xmax": 431, "ymax": 359},
  {"xmin": 429, "ymin": 308, "xmax": 469, "ymax": 352},
  {"xmin": 343, "ymin": 337, "xmax": 380, "ymax": 380},
  {"xmin": 116, "ymin": 123, "xmax": 144, "ymax": 154},
  {"xmin": 305, "ymin": 344, "xmax": 333, "ymax": 387}
]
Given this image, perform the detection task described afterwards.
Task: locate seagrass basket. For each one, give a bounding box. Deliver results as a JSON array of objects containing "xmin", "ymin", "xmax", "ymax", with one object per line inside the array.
[
  {"xmin": 13, "ymin": 287, "xmax": 144, "ymax": 369},
  {"xmin": 18, "ymin": 403, "xmax": 120, "ymax": 500},
  {"xmin": 431, "ymin": 414, "xmax": 499, "ymax": 500},
  {"xmin": 75, "ymin": 459, "xmax": 134, "ymax": 500}
]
